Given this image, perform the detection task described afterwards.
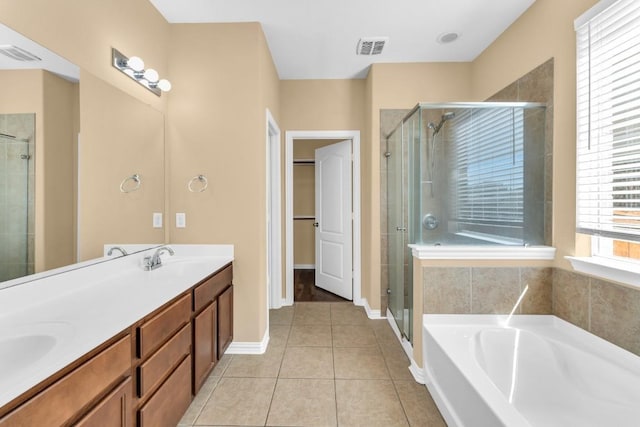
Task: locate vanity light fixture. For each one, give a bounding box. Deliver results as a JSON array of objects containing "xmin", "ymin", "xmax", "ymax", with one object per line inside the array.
[{"xmin": 111, "ymin": 48, "xmax": 171, "ymax": 96}]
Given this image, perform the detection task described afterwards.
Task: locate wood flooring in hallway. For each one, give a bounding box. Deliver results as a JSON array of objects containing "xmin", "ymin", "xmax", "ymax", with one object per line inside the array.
[{"xmin": 294, "ymin": 269, "xmax": 349, "ymax": 303}]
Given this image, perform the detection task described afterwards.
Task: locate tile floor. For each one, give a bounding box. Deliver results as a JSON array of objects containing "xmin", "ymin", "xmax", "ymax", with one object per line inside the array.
[{"xmin": 178, "ymin": 302, "xmax": 446, "ymax": 427}]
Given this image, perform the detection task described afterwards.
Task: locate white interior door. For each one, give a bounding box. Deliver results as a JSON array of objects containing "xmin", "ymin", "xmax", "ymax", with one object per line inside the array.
[{"xmin": 315, "ymin": 140, "xmax": 352, "ymax": 300}]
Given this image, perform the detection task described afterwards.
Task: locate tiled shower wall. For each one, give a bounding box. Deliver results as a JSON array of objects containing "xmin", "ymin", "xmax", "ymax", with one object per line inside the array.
[
  {"xmin": 422, "ymin": 265, "xmax": 640, "ymax": 357},
  {"xmin": 0, "ymin": 113, "xmax": 35, "ymax": 281}
]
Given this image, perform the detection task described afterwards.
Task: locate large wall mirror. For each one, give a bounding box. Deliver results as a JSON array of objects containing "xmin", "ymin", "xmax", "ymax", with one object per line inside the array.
[{"xmin": 0, "ymin": 23, "xmax": 165, "ymax": 287}]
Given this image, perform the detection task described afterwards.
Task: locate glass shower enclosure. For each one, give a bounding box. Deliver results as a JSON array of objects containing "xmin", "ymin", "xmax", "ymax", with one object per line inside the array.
[
  {"xmin": 0, "ymin": 114, "xmax": 35, "ymax": 281},
  {"xmin": 386, "ymin": 102, "xmax": 547, "ymax": 343}
]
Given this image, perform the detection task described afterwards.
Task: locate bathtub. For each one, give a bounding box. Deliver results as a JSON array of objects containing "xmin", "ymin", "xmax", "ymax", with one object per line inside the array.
[{"xmin": 422, "ymin": 315, "xmax": 640, "ymax": 427}]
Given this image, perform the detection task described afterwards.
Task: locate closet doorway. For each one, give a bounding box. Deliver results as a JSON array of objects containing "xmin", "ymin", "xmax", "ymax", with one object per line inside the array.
[{"xmin": 285, "ymin": 131, "xmax": 361, "ymax": 306}]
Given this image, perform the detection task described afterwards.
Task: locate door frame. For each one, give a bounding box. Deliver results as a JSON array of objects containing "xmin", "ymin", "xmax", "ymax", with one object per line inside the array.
[
  {"xmin": 284, "ymin": 130, "xmax": 361, "ymax": 306},
  {"xmin": 266, "ymin": 109, "xmax": 283, "ymax": 310}
]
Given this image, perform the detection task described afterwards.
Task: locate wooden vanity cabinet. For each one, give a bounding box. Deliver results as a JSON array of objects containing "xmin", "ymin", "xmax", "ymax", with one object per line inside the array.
[
  {"xmin": 0, "ymin": 335, "xmax": 132, "ymax": 427},
  {"xmin": 192, "ymin": 264, "xmax": 233, "ymax": 394},
  {"xmin": 135, "ymin": 294, "xmax": 192, "ymax": 427},
  {"xmin": 0, "ymin": 261, "xmax": 234, "ymax": 427}
]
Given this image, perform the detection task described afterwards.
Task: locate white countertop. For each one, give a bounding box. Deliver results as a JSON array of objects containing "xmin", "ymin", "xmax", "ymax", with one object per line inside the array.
[{"xmin": 0, "ymin": 244, "xmax": 233, "ymax": 409}]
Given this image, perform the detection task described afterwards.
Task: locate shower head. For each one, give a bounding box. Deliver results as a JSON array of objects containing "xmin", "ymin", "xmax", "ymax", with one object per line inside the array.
[{"xmin": 430, "ymin": 112, "xmax": 455, "ymax": 136}]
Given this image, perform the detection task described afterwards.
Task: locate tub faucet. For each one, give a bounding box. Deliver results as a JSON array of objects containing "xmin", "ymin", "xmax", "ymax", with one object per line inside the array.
[
  {"xmin": 107, "ymin": 246, "xmax": 128, "ymax": 257},
  {"xmin": 143, "ymin": 246, "xmax": 175, "ymax": 271}
]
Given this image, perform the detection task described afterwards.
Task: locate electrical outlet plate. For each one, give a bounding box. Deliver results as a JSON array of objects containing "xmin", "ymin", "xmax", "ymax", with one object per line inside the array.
[
  {"xmin": 176, "ymin": 213, "xmax": 186, "ymax": 228},
  {"xmin": 153, "ymin": 212, "xmax": 163, "ymax": 228}
]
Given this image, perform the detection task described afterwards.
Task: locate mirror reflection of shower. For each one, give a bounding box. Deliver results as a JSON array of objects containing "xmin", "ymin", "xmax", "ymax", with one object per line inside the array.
[{"xmin": 427, "ymin": 112, "xmax": 455, "ymax": 196}]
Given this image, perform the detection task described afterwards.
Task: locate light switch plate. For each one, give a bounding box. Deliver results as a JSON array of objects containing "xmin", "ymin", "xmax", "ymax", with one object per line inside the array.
[
  {"xmin": 153, "ymin": 212, "xmax": 163, "ymax": 228},
  {"xmin": 176, "ymin": 213, "xmax": 186, "ymax": 228}
]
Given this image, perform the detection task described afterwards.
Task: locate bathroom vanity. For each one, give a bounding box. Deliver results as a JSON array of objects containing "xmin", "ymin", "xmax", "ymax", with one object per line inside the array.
[{"xmin": 0, "ymin": 245, "xmax": 233, "ymax": 427}]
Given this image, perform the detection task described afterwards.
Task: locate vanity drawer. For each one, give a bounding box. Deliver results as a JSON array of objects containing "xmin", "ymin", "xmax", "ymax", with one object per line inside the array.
[
  {"xmin": 75, "ymin": 377, "xmax": 133, "ymax": 427},
  {"xmin": 138, "ymin": 355, "xmax": 192, "ymax": 427},
  {"xmin": 0, "ymin": 335, "xmax": 131, "ymax": 427},
  {"xmin": 138, "ymin": 294, "xmax": 190, "ymax": 359},
  {"xmin": 193, "ymin": 264, "xmax": 232, "ymax": 312},
  {"xmin": 137, "ymin": 324, "xmax": 190, "ymax": 398}
]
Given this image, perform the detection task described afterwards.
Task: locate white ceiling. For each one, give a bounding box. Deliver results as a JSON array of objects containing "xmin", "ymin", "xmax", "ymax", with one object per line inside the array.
[{"xmin": 149, "ymin": 0, "xmax": 536, "ymax": 80}]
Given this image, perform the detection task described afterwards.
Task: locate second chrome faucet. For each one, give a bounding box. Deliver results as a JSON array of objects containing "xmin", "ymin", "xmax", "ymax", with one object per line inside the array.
[{"xmin": 143, "ymin": 246, "xmax": 175, "ymax": 271}]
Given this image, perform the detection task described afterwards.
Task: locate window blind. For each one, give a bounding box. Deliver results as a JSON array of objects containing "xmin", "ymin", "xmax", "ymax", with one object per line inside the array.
[
  {"xmin": 576, "ymin": 0, "xmax": 640, "ymax": 241},
  {"xmin": 449, "ymin": 108, "xmax": 524, "ymax": 226}
]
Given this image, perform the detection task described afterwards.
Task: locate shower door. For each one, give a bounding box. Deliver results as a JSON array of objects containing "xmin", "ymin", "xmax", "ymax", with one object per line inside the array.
[
  {"xmin": 0, "ymin": 113, "xmax": 34, "ymax": 282},
  {"xmin": 387, "ymin": 126, "xmax": 410, "ymax": 340}
]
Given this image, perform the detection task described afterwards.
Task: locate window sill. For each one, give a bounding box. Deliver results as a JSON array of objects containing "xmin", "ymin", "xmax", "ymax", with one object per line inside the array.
[{"xmin": 565, "ymin": 256, "xmax": 640, "ymax": 288}]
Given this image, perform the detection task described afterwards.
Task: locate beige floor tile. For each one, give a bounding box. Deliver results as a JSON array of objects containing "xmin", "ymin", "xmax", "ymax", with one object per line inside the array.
[
  {"xmin": 270, "ymin": 305, "xmax": 294, "ymax": 325},
  {"xmin": 195, "ymin": 377, "xmax": 276, "ymax": 426},
  {"xmin": 266, "ymin": 379, "xmax": 337, "ymax": 426},
  {"xmin": 210, "ymin": 353, "xmax": 233, "ymax": 376},
  {"xmin": 223, "ymin": 345, "xmax": 284, "ymax": 378},
  {"xmin": 330, "ymin": 304, "xmax": 370, "ymax": 325},
  {"xmin": 269, "ymin": 324, "xmax": 291, "ymax": 347},
  {"xmin": 334, "ymin": 346, "xmax": 390, "ymax": 379},
  {"xmin": 372, "ymin": 320, "xmax": 400, "ymax": 344},
  {"xmin": 380, "ymin": 345, "xmax": 414, "ymax": 381},
  {"xmin": 178, "ymin": 375, "xmax": 221, "ymax": 426},
  {"xmin": 279, "ymin": 346, "xmax": 334, "ymax": 379},
  {"xmin": 335, "ymin": 379, "xmax": 409, "ymax": 427},
  {"xmin": 332, "ymin": 324, "xmax": 378, "ymax": 347},
  {"xmin": 288, "ymin": 324, "xmax": 332, "ymax": 346},
  {"xmin": 294, "ymin": 303, "xmax": 332, "ymax": 325},
  {"xmin": 394, "ymin": 381, "xmax": 447, "ymax": 426}
]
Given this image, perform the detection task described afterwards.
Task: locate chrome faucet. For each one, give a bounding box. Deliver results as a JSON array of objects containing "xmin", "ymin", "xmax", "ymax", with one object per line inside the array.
[
  {"xmin": 143, "ymin": 246, "xmax": 175, "ymax": 271},
  {"xmin": 107, "ymin": 246, "xmax": 128, "ymax": 257}
]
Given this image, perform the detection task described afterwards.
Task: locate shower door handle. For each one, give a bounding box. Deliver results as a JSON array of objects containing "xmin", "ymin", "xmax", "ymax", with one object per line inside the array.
[{"xmin": 396, "ymin": 226, "xmax": 406, "ymax": 231}]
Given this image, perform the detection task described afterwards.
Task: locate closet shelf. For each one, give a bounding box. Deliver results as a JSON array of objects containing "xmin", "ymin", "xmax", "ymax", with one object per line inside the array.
[{"xmin": 293, "ymin": 159, "xmax": 315, "ymax": 165}]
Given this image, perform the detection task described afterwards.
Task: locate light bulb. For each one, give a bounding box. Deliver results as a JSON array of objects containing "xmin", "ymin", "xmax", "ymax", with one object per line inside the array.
[
  {"xmin": 127, "ymin": 56, "xmax": 144, "ymax": 72},
  {"xmin": 157, "ymin": 79, "xmax": 172, "ymax": 92},
  {"xmin": 143, "ymin": 68, "xmax": 159, "ymax": 83}
]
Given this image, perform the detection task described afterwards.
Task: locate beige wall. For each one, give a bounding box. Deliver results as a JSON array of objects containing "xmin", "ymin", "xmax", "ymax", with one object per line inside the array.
[
  {"xmin": 167, "ymin": 23, "xmax": 280, "ymax": 342},
  {"xmin": 280, "ymin": 80, "xmax": 365, "ymax": 298},
  {"xmin": 365, "ymin": 63, "xmax": 473, "ymax": 310},
  {"xmin": 471, "ymin": 0, "xmax": 598, "ymax": 268},
  {"xmin": 78, "ymin": 71, "xmax": 165, "ymax": 259},
  {"xmin": 42, "ymin": 71, "xmax": 77, "ymax": 270}
]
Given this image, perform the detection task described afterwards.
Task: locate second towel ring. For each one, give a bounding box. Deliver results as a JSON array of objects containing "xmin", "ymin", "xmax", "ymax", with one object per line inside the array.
[
  {"xmin": 188, "ymin": 174, "xmax": 208, "ymax": 193},
  {"xmin": 120, "ymin": 174, "xmax": 141, "ymax": 193}
]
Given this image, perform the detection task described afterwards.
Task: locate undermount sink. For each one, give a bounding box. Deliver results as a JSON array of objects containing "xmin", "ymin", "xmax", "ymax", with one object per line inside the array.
[{"xmin": 0, "ymin": 321, "xmax": 73, "ymax": 385}]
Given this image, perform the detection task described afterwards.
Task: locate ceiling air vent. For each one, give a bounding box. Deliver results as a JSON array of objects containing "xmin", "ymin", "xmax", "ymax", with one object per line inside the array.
[
  {"xmin": 357, "ymin": 37, "xmax": 388, "ymax": 55},
  {"xmin": 0, "ymin": 45, "xmax": 41, "ymax": 61}
]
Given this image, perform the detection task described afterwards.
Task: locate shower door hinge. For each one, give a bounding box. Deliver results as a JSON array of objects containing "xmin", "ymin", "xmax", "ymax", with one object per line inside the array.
[{"xmin": 386, "ymin": 288, "xmax": 391, "ymax": 295}]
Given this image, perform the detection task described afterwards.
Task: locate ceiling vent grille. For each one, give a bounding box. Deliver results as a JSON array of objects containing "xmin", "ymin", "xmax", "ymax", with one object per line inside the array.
[
  {"xmin": 0, "ymin": 45, "xmax": 41, "ymax": 62},
  {"xmin": 357, "ymin": 37, "xmax": 388, "ymax": 55}
]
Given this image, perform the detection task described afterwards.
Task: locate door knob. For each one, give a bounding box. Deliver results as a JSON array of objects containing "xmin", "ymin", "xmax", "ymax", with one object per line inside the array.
[{"xmin": 313, "ymin": 222, "xmax": 319, "ymax": 227}]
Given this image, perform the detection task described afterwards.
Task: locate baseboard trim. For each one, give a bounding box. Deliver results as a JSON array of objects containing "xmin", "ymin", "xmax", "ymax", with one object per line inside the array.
[
  {"xmin": 226, "ymin": 329, "xmax": 269, "ymax": 355},
  {"xmin": 293, "ymin": 264, "xmax": 315, "ymax": 269},
  {"xmin": 361, "ymin": 298, "xmax": 386, "ymax": 319},
  {"xmin": 386, "ymin": 308, "xmax": 425, "ymax": 384}
]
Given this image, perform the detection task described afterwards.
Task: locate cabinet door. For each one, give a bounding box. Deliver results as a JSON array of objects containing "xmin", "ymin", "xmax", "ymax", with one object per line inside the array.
[
  {"xmin": 217, "ymin": 286, "xmax": 233, "ymax": 357},
  {"xmin": 138, "ymin": 356, "xmax": 191, "ymax": 427},
  {"xmin": 74, "ymin": 377, "xmax": 132, "ymax": 427},
  {"xmin": 193, "ymin": 301, "xmax": 217, "ymax": 394}
]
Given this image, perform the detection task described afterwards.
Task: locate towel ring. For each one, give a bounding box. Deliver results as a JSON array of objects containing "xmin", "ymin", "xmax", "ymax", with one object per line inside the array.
[
  {"xmin": 188, "ymin": 174, "xmax": 208, "ymax": 193},
  {"xmin": 120, "ymin": 174, "xmax": 141, "ymax": 193}
]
